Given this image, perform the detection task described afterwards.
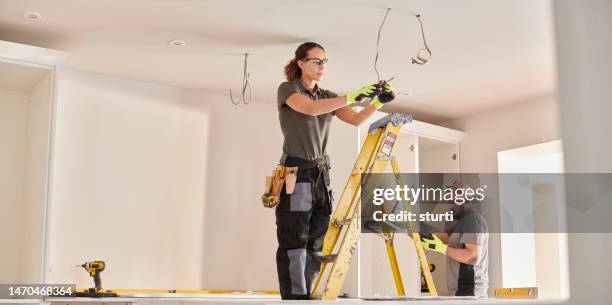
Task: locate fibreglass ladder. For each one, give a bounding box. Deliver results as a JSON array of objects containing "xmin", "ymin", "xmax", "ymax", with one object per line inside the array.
[{"xmin": 311, "ymin": 113, "xmax": 438, "ymax": 300}]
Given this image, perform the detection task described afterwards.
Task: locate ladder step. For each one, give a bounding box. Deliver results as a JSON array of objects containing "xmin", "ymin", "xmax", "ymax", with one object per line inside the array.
[
  {"xmin": 318, "ymin": 254, "xmax": 338, "ymax": 263},
  {"xmin": 331, "ymin": 218, "xmax": 352, "ymax": 227}
]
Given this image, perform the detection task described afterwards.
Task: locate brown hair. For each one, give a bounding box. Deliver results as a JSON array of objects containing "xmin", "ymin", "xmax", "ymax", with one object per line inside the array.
[{"xmin": 284, "ymin": 42, "xmax": 325, "ymax": 81}]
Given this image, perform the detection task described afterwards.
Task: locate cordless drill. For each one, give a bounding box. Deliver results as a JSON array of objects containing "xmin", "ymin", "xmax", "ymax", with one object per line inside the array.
[
  {"xmin": 76, "ymin": 261, "xmax": 117, "ymax": 297},
  {"xmin": 79, "ymin": 261, "xmax": 105, "ymax": 292}
]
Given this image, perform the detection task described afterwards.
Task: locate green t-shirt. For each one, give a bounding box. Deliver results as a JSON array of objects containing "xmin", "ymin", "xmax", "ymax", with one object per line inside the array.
[{"xmin": 277, "ymin": 79, "xmax": 338, "ymax": 161}]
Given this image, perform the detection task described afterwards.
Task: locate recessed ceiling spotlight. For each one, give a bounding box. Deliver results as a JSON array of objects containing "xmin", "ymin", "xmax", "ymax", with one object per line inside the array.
[
  {"xmin": 24, "ymin": 11, "xmax": 42, "ymax": 21},
  {"xmin": 168, "ymin": 40, "xmax": 186, "ymax": 47}
]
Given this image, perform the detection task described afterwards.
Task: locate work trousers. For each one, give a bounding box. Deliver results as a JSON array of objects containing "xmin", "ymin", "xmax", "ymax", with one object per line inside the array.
[{"xmin": 275, "ymin": 155, "xmax": 333, "ymax": 300}]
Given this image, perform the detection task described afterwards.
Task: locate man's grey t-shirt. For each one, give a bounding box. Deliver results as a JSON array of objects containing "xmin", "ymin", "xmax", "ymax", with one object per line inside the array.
[
  {"xmin": 446, "ymin": 208, "xmax": 489, "ymax": 297},
  {"xmin": 277, "ymin": 79, "xmax": 338, "ymax": 161}
]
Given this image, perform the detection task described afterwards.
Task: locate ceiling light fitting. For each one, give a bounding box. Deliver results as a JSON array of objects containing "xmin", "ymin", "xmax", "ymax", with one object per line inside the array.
[
  {"xmin": 24, "ymin": 11, "xmax": 42, "ymax": 21},
  {"xmin": 169, "ymin": 39, "xmax": 186, "ymax": 47}
]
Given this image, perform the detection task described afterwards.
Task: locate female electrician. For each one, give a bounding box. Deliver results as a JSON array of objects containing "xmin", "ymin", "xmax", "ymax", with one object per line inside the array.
[{"xmin": 275, "ymin": 41, "xmax": 395, "ymax": 300}]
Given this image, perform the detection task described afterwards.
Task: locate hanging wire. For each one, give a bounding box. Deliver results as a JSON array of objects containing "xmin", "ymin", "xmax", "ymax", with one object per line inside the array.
[
  {"xmin": 411, "ymin": 14, "xmax": 432, "ymax": 65},
  {"xmin": 372, "ymin": 10, "xmax": 432, "ymax": 99},
  {"xmin": 374, "ymin": 8, "xmax": 391, "ymax": 82},
  {"xmin": 229, "ymin": 53, "xmax": 252, "ymax": 105},
  {"xmin": 374, "ymin": 11, "xmax": 433, "ymax": 76}
]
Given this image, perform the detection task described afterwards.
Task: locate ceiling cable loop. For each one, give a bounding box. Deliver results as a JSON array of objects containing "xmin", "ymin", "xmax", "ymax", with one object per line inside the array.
[
  {"xmin": 411, "ymin": 14, "xmax": 432, "ymax": 65},
  {"xmin": 229, "ymin": 52, "xmax": 252, "ymax": 105}
]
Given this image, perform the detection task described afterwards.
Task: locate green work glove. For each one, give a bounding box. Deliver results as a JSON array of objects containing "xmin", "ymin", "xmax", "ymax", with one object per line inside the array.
[
  {"xmin": 421, "ymin": 234, "xmax": 448, "ymax": 255},
  {"xmin": 346, "ymin": 84, "xmax": 378, "ymax": 105},
  {"xmin": 370, "ymin": 82, "xmax": 395, "ymax": 109}
]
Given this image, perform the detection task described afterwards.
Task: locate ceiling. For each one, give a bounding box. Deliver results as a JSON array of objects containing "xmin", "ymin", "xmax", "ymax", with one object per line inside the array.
[
  {"xmin": 0, "ymin": 60, "xmax": 49, "ymax": 92},
  {"xmin": 0, "ymin": 0, "xmax": 557, "ymax": 123}
]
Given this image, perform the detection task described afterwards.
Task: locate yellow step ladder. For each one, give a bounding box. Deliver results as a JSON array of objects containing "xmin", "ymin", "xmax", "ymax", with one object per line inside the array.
[{"xmin": 311, "ymin": 113, "xmax": 437, "ymax": 300}]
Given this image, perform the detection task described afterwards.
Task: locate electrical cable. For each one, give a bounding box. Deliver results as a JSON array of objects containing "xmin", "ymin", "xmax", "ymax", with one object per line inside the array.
[
  {"xmin": 373, "ymin": 9, "xmax": 433, "ymax": 81},
  {"xmin": 229, "ymin": 53, "xmax": 252, "ymax": 105},
  {"xmin": 374, "ymin": 8, "xmax": 391, "ymax": 82},
  {"xmin": 411, "ymin": 14, "xmax": 432, "ymax": 65}
]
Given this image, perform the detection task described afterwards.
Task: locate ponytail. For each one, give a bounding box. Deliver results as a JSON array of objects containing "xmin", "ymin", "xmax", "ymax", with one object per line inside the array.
[{"xmin": 284, "ymin": 58, "xmax": 301, "ymax": 81}]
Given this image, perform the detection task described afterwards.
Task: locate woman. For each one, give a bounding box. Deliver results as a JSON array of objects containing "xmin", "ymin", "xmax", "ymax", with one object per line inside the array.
[{"xmin": 275, "ymin": 41, "xmax": 394, "ymax": 300}]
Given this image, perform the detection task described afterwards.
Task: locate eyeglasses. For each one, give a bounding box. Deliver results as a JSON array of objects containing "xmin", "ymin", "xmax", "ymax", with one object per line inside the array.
[{"xmin": 303, "ymin": 57, "xmax": 328, "ymax": 66}]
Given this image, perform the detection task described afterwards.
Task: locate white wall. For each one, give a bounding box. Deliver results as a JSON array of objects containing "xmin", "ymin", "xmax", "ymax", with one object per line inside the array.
[
  {"xmin": 441, "ymin": 94, "xmax": 561, "ymax": 295},
  {"xmin": 0, "ymin": 88, "xmax": 28, "ymax": 282},
  {"xmin": 48, "ymin": 70, "xmax": 207, "ymax": 289},
  {"xmin": 441, "ymin": 95, "xmax": 560, "ymax": 173}
]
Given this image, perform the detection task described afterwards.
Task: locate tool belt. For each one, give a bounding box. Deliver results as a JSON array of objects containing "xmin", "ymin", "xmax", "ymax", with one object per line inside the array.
[{"xmin": 261, "ymin": 154, "xmax": 331, "ymax": 208}]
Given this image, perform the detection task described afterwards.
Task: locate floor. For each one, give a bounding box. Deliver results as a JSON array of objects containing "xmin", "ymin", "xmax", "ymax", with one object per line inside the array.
[{"xmin": 1, "ymin": 294, "xmax": 567, "ymax": 305}]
